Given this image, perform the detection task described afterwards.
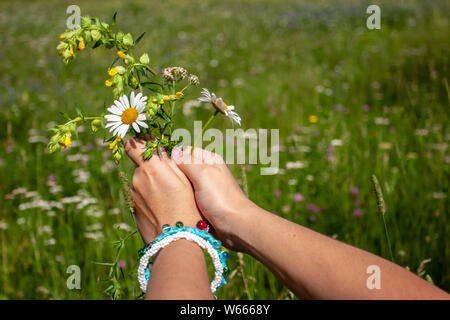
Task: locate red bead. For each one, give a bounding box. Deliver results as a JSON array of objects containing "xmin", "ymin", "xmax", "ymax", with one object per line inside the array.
[{"xmin": 196, "ymin": 220, "xmax": 207, "ymax": 230}]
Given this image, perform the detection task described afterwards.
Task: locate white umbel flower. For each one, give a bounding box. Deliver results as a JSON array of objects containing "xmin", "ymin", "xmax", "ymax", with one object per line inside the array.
[
  {"xmin": 105, "ymin": 92, "xmax": 149, "ymax": 138},
  {"xmin": 198, "ymin": 88, "xmax": 241, "ymax": 126}
]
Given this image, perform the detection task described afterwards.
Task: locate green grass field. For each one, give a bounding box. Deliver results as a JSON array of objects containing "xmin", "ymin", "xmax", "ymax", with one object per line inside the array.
[{"xmin": 0, "ymin": 0, "xmax": 448, "ymax": 299}]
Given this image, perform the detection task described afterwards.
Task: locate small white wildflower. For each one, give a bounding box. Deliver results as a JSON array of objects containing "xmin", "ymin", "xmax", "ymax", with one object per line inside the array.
[
  {"xmin": 375, "ymin": 117, "xmax": 390, "ymax": 125},
  {"xmin": 44, "ymin": 238, "xmax": 56, "ymax": 246},
  {"xmin": 331, "ymin": 139, "xmax": 343, "ymax": 147},
  {"xmin": 198, "ymin": 88, "xmax": 241, "ymax": 126},
  {"xmin": 286, "ymin": 161, "xmax": 305, "ymax": 169},
  {"xmin": 0, "ymin": 221, "xmax": 8, "ymax": 230},
  {"xmin": 85, "ymin": 223, "xmax": 103, "ymax": 231},
  {"xmin": 113, "ymin": 222, "xmax": 133, "ymax": 232}
]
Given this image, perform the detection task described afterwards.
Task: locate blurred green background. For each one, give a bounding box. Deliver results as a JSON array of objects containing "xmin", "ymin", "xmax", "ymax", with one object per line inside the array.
[{"xmin": 0, "ymin": 0, "xmax": 448, "ymax": 299}]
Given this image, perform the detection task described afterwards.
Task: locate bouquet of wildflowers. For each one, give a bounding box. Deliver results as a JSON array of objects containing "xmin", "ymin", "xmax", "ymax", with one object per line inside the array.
[{"xmin": 48, "ymin": 13, "xmax": 241, "ymax": 163}]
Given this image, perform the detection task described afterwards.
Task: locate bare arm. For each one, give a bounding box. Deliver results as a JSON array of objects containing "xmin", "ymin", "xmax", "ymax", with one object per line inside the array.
[
  {"xmin": 174, "ymin": 147, "xmax": 450, "ymax": 300},
  {"xmin": 231, "ymin": 203, "xmax": 448, "ymax": 299}
]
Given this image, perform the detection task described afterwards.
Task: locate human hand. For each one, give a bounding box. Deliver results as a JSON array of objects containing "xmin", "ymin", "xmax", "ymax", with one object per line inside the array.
[
  {"xmin": 172, "ymin": 147, "xmax": 257, "ymax": 251},
  {"xmin": 125, "ymin": 139, "xmax": 203, "ymax": 244}
]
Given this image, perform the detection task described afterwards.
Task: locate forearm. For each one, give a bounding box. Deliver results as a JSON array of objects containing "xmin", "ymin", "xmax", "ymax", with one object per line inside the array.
[
  {"xmin": 231, "ymin": 204, "xmax": 449, "ymax": 299},
  {"xmin": 145, "ymin": 239, "xmax": 214, "ymax": 300}
]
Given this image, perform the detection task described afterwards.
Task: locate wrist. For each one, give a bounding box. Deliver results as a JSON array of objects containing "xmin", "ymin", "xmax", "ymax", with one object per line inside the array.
[{"xmin": 222, "ymin": 199, "xmax": 263, "ymax": 253}]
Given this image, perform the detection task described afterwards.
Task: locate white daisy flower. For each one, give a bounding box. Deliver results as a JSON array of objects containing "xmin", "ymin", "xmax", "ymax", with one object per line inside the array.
[
  {"xmin": 105, "ymin": 92, "xmax": 149, "ymax": 138},
  {"xmin": 198, "ymin": 88, "xmax": 241, "ymax": 126}
]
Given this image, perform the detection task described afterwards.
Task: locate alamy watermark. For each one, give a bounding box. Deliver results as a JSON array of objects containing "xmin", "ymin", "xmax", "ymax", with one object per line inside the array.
[
  {"xmin": 66, "ymin": 265, "xmax": 81, "ymax": 289},
  {"xmin": 366, "ymin": 265, "xmax": 381, "ymax": 289},
  {"xmin": 172, "ymin": 121, "xmax": 279, "ymax": 175},
  {"xmin": 366, "ymin": 5, "xmax": 381, "ymax": 30}
]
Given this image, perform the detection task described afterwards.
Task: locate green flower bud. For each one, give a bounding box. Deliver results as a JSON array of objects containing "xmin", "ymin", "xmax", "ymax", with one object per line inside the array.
[
  {"xmin": 116, "ymin": 32, "xmax": 124, "ymax": 42},
  {"xmin": 139, "ymin": 53, "xmax": 150, "ymax": 65},
  {"xmin": 123, "ymin": 33, "xmax": 133, "ymax": 47},
  {"xmin": 91, "ymin": 30, "xmax": 101, "ymax": 41},
  {"xmin": 115, "ymin": 66, "xmax": 126, "ymax": 74},
  {"xmin": 56, "ymin": 42, "xmax": 69, "ymax": 51},
  {"xmin": 91, "ymin": 119, "xmax": 102, "ymax": 132},
  {"xmin": 130, "ymin": 77, "xmax": 138, "ymax": 89},
  {"xmin": 124, "ymin": 56, "xmax": 135, "ymax": 65}
]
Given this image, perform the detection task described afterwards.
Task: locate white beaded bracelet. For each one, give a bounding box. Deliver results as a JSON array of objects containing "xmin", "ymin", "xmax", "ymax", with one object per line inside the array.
[{"xmin": 137, "ymin": 231, "xmax": 226, "ymax": 294}]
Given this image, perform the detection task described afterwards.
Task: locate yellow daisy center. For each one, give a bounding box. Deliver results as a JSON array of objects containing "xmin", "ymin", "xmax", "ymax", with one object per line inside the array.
[{"xmin": 121, "ymin": 108, "xmax": 139, "ymax": 124}]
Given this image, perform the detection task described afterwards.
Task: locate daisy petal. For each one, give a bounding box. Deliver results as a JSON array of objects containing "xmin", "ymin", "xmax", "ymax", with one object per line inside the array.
[
  {"xmin": 113, "ymin": 124, "xmax": 125, "ymax": 136},
  {"xmin": 130, "ymin": 91, "xmax": 135, "ymax": 107},
  {"xmin": 132, "ymin": 122, "xmax": 140, "ymax": 133},
  {"xmin": 120, "ymin": 95, "xmax": 130, "ymax": 109},
  {"xmin": 105, "ymin": 114, "xmax": 122, "ymax": 122},
  {"xmin": 136, "ymin": 103, "xmax": 145, "ymax": 113},
  {"xmin": 105, "ymin": 121, "xmax": 120, "ymax": 129},
  {"xmin": 136, "ymin": 120, "xmax": 148, "ymax": 128},
  {"xmin": 114, "ymin": 100, "xmax": 125, "ymax": 111},
  {"xmin": 107, "ymin": 106, "xmax": 122, "ymax": 115}
]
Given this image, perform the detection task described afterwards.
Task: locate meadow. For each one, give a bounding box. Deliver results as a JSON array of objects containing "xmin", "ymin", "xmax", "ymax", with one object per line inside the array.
[{"xmin": 0, "ymin": 0, "xmax": 448, "ymax": 299}]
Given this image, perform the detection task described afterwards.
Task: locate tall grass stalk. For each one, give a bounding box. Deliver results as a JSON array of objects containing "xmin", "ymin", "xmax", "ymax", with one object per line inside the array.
[{"xmin": 371, "ymin": 175, "xmax": 395, "ymax": 262}]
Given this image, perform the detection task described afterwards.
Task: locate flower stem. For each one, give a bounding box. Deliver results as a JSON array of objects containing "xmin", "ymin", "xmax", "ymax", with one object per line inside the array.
[{"xmin": 191, "ymin": 110, "xmax": 219, "ymax": 155}]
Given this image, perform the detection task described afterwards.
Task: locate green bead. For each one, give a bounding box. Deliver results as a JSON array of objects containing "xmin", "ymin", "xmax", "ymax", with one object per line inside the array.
[
  {"xmin": 138, "ymin": 248, "xmax": 145, "ymax": 257},
  {"xmin": 175, "ymin": 221, "xmax": 184, "ymax": 228},
  {"xmin": 223, "ymin": 266, "xmax": 230, "ymax": 277}
]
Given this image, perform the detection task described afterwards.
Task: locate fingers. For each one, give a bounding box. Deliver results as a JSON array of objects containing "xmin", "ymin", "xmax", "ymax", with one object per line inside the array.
[
  {"xmin": 124, "ymin": 138, "xmax": 147, "ymax": 166},
  {"xmin": 171, "ymin": 146, "xmax": 224, "ymax": 184},
  {"xmin": 131, "ymin": 188, "xmax": 156, "ymax": 243}
]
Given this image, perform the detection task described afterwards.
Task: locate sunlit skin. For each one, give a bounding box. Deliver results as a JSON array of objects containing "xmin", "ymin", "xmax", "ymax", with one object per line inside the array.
[{"xmin": 126, "ymin": 142, "xmax": 449, "ymax": 300}]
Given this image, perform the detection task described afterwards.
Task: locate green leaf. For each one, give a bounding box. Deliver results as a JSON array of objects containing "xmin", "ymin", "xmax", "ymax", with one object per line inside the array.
[
  {"xmin": 109, "ymin": 57, "xmax": 119, "ymax": 69},
  {"xmin": 93, "ymin": 262, "xmax": 115, "ymax": 266},
  {"xmin": 135, "ymin": 32, "xmax": 146, "ymax": 45},
  {"xmin": 112, "ymin": 11, "xmax": 117, "ymax": 25},
  {"xmin": 92, "ymin": 40, "xmax": 102, "ymax": 49}
]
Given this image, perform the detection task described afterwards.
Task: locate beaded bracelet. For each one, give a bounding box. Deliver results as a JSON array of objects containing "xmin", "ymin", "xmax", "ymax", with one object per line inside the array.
[{"xmin": 137, "ymin": 220, "xmax": 230, "ymax": 295}]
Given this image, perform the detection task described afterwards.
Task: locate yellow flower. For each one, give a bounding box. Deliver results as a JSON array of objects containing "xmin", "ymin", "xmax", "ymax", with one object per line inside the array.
[
  {"xmin": 59, "ymin": 133, "xmax": 72, "ymax": 149},
  {"xmin": 117, "ymin": 51, "xmax": 127, "ymax": 59},
  {"xmin": 105, "ymin": 79, "xmax": 113, "ymax": 87},
  {"xmin": 109, "ymin": 137, "xmax": 121, "ymax": 150},
  {"xmin": 68, "ymin": 46, "xmax": 74, "ymax": 57},
  {"xmin": 163, "ymin": 96, "xmax": 171, "ymax": 102},
  {"xmin": 78, "ymin": 39, "xmax": 85, "ymax": 51},
  {"xmin": 176, "ymin": 91, "xmax": 183, "ymax": 98},
  {"xmin": 159, "ymin": 99, "xmax": 164, "ymax": 105},
  {"xmin": 108, "ymin": 67, "xmax": 118, "ymax": 76},
  {"xmin": 308, "ymin": 115, "xmax": 318, "ymax": 123},
  {"xmin": 59, "ymin": 34, "xmax": 65, "ymax": 39}
]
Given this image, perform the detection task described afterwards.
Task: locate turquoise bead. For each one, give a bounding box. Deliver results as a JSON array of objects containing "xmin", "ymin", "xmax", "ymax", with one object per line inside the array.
[
  {"xmin": 145, "ymin": 268, "xmax": 150, "ymax": 282},
  {"xmin": 162, "ymin": 224, "xmax": 171, "ymax": 233},
  {"xmin": 213, "ymin": 240, "xmax": 222, "ymax": 249}
]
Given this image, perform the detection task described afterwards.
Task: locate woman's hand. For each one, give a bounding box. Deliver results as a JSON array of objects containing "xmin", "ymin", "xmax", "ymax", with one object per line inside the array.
[
  {"xmin": 125, "ymin": 139, "xmax": 203, "ymax": 244},
  {"xmin": 172, "ymin": 146, "xmax": 256, "ymax": 251}
]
